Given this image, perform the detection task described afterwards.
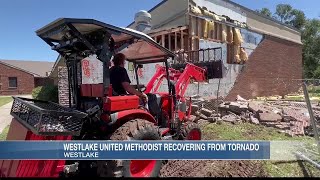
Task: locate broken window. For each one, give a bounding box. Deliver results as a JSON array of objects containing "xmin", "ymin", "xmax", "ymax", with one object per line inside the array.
[{"xmin": 8, "ymin": 77, "xmax": 17, "ymax": 89}]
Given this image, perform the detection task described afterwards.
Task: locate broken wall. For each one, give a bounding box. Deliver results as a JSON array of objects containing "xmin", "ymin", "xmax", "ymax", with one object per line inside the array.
[
  {"xmin": 191, "ymin": 0, "xmax": 247, "ymax": 23},
  {"xmin": 183, "ymin": 28, "xmax": 263, "ymax": 98},
  {"xmin": 225, "ymin": 35, "xmax": 303, "ymax": 101}
]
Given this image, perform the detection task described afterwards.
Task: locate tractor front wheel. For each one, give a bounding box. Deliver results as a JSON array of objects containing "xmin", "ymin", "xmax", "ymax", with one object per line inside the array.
[
  {"xmin": 180, "ymin": 122, "xmax": 202, "ymax": 140},
  {"xmin": 97, "ymin": 119, "xmax": 162, "ymax": 177}
]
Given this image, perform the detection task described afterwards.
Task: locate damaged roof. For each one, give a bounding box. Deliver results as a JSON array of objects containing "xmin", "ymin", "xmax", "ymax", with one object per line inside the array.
[
  {"xmin": 127, "ymin": 0, "xmax": 301, "ymax": 35},
  {"xmin": 0, "ymin": 59, "xmax": 55, "ymax": 77}
]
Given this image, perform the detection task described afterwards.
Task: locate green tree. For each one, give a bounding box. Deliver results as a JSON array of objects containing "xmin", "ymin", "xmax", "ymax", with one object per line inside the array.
[
  {"xmin": 289, "ymin": 9, "xmax": 306, "ymax": 30},
  {"xmin": 257, "ymin": 4, "xmax": 306, "ymax": 30},
  {"xmin": 256, "ymin": 8, "xmax": 272, "ymax": 17},
  {"xmin": 275, "ymin": 4, "xmax": 293, "ymax": 23},
  {"xmin": 302, "ymin": 19, "xmax": 320, "ymax": 78}
]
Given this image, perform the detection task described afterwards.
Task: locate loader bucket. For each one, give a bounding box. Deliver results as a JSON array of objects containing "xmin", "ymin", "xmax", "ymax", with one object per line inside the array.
[{"xmin": 0, "ymin": 118, "xmax": 71, "ymax": 177}]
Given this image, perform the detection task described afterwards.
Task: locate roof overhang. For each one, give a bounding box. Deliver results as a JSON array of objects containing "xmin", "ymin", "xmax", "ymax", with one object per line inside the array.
[{"xmin": 0, "ymin": 61, "xmax": 41, "ymax": 77}]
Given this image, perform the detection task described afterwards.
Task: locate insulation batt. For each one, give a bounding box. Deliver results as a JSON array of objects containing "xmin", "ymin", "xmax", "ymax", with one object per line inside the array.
[
  {"xmin": 227, "ymin": 27, "xmax": 233, "ymax": 43},
  {"xmin": 234, "ymin": 45, "xmax": 241, "ymax": 56},
  {"xmin": 203, "ymin": 9, "xmax": 213, "ymax": 17},
  {"xmin": 221, "ymin": 24, "xmax": 227, "ymax": 42},
  {"xmin": 191, "ymin": 6, "xmax": 202, "ymax": 15},
  {"xmin": 208, "ymin": 21, "xmax": 214, "ymax": 38},
  {"xmin": 235, "ymin": 55, "xmax": 241, "ymax": 63},
  {"xmin": 212, "ymin": 14, "xmax": 221, "ymax": 21},
  {"xmin": 233, "ymin": 28, "xmax": 243, "ymax": 45},
  {"xmin": 203, "ymin": 20, "xmax": 209, "ymax": 38},
  {"xmin": 240, "ymin": 48, "xmax": 248, "ymax": 62}
]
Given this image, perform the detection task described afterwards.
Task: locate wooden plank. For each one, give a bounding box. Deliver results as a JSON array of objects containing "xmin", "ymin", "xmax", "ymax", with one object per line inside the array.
[
  {"xmin": 185, "ymin": 34, "xmax": 189, "ymax": 52},
  {"xmin": 214, "ymin": 22, "xmax": 218, "ymax": 40},
  {"xmin": 189, "ymin": 14, "xmax": 193, "ymax": 53},
  {"xmin": 168, "ymin": 33, "xmax": 172, "ymax": 51},
  {"xmin": 148, "ymin": 26, "xmax": 188, "ymax": 37},
  {"xmin": 192, "ymin": 35, "xmax": 222, "ymax": 43},
  {"xmin": 217, "ymin": 23, "xmax": 222, "ymax": 41},
  {"xmin": 161, "ymin": 34, "xmax": 165, "ymax": 47},
  {"xmin": 195, "ymin": 17, "xmax": 199, "ymax": 38},
  {"xmin": 181, "ymin": 30, "xmax": 184, "ymax": 51},
  {"xmin": 175, "ymin": 32, "xmax": 178, "ymax": 51},
  {"xmin": 197, "ymin": 18, "xmax": 202, "ymax": 39}
]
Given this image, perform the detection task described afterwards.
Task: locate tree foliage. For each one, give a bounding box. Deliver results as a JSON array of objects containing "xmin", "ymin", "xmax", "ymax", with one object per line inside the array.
[
  {"xmin": 256, "ymin": 8, "xmax": 272, "ymax": 17},
  {"xmin": 256, "ymin": 4, "xmax": 319, "ymax": 79},
  {"xmin": 302, "ymin": 19, "xmax": 320, "ymax": 78}
]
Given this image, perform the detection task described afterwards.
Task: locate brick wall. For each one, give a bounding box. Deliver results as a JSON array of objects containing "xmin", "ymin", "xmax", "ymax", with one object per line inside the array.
[
  {"xmin": 225, "ymin": 35, "xmax": 303, "ymax": 101},
  {"xmin": 0, "ymin": 64, "xmax": 35, "ymax": 95},
  {"xmin": 58, "ymin": 66, "xmax": 71, "ymax": 106}
]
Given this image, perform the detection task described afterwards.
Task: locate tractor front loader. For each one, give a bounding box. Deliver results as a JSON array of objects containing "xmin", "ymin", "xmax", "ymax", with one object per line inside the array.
[{"xmin": 0, "ymin": 18, "xmax": 202, "ymax": 178}]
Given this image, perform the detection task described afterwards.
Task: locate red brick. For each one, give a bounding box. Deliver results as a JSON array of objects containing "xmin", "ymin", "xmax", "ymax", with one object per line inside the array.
[
  {"xmin": 225, "ymin": 36, "xmax": 303, "ymax": 101},
  {"xmin": 0, "ymin": 64, "xmax": 35, "ymax": 95}
]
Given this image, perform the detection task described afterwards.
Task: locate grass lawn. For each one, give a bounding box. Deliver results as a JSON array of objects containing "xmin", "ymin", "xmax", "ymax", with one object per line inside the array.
[
  {"xmin": 0, "ymin": 96, "xmax": 13, "ymax": 107},
  {"xmin": 0, "ymin": 126, "xmax": 9, "ymax": 140},
  {"xmin": 202, "ymin": 122, "xmax": 320, "ymax": 177}
]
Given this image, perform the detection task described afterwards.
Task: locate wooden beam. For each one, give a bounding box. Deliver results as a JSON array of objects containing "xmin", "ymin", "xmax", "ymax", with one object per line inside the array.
[
  {"xmin": 168, "ymin": 32, "xmax": 172, "ymax": 51},
  {"xmin": 148, "ymin": 26, "xmax": 188, "ymax": 38},
  {"xmin": 195, "ymin": 17, "xmax": 199, "ymax": 37},
  {"xmin": 192, "ymin": 35, "xmax": 223, "ymax": 43},
  {"xmin": 161, "ymin": 34, "xmax": 165, "ymax": 47},
  {"xmin": 175, "ymin": 32, "xmax": 178, "ymax": 51},
  {"xmin": 184, "ymin": 33, "xmax": 189, "ymax": 52},
  {"xmin": 181, "ymin": 30, "xmax": 184, "ymax": 51}
]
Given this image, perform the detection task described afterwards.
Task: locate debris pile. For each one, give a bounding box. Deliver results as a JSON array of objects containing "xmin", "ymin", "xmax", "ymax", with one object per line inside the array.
[{"xmin": 190, "ymin": 95, "xmax": 320, "ymax": 137}]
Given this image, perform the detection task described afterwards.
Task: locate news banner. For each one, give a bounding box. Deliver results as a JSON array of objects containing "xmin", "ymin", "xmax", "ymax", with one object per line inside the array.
[{"xmin": 0, "ymin": 140, "xmax": 310, "ymax": 160}]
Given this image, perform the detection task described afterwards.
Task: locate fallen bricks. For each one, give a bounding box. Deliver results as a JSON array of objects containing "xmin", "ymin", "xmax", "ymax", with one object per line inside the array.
[
  {"xmin": 189, "ymin": 95, "xmax": 319, "ymax": 137},
  {"xmin": 201, "ymin": 108, "xmax": 214, "ymax": 117},
  {"xmin": 258, "ymin": 112, "xmax": 282, "ymax": 122}
]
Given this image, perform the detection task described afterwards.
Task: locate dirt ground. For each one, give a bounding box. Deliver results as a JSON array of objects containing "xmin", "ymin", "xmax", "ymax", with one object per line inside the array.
[
  {"xmin": 158, "ymin": 120, "xmax": 267, "ymax": 177},
  {"xmin": 160, "ymin": 160, "xmax": 267, "ymax": 177}
]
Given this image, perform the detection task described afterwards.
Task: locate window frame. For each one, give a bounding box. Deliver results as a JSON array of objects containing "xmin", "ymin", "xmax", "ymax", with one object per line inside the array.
[{"xmin": 8, "ymin": 77, "xmax": 18, "ymax": 89}]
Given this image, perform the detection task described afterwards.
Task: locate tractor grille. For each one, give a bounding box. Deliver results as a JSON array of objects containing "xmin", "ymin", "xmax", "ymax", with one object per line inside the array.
[{"xmin": 10, "ymin": 97, "xmax": 87, "ymax": 136}]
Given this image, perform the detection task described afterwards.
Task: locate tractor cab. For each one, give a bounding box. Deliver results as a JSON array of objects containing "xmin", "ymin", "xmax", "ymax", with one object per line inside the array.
[
  {"xmin": 0, "ymin": 18, "xmax": 201, "ymax": 178},
  {"xmin": 36, "ymin": 18, "xmax": 176, "ymax": 127}
]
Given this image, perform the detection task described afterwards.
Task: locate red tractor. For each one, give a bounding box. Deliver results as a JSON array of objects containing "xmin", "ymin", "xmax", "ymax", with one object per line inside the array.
[{"xmin": 0, "ymin": 18, "xmax": 206, "ymax": 178}]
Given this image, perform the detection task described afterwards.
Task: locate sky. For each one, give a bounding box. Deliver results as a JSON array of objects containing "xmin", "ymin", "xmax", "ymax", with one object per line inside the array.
[{"xmin": 0, "ymin": 0, "xmax": 319, "ymax": 62}]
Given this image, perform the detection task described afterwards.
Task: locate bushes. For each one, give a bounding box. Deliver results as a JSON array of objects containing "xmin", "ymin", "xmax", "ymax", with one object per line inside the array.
[{"xmin": 32, "ymin": 85, "xmax": 59, "ymax": 103}]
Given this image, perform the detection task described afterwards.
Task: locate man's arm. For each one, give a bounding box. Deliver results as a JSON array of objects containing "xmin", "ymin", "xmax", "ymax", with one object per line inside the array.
[{"xmin": 122, "ymin": 82, "xmax": 144, "ymax": 97}]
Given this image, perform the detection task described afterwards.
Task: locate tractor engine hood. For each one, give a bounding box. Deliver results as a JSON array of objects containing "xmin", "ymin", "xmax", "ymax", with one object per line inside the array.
[{"xmin": 36, "ymin": 18, "xmax": 175, "ymax": 63}]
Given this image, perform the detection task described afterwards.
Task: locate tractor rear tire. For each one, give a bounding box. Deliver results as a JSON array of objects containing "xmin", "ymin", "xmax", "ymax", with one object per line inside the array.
[
  {"xmin": 180, "ymin": 122, "xmax": 202, "ymax": 140},
  {"xmin": 97, "ymin": 119, "xmax": 162, "ymax": 177}
]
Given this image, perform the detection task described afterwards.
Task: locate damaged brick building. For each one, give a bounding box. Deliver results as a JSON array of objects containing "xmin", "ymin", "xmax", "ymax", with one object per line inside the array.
[{"xmin": 50, "ymin": 0, "xmax": 303, "ymax": 104}]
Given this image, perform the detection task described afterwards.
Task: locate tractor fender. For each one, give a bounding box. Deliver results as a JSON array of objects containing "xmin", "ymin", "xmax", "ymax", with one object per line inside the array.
[{"xmin": 108, "ymin": 109, "xmax": 157, "ymax": 126}]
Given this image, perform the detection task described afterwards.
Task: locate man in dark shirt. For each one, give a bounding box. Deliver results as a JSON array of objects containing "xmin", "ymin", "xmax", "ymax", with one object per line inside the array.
[{"xmin": 110, "ymin": 53, "xmax": 148, "ymax": 103}]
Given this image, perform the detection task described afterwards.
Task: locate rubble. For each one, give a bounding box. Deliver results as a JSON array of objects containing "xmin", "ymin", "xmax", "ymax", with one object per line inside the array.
[
  {"xmin": 258, "ymin": 112, "xmax": 282, "ymax": 122},
  {"xmin": 189, "ymin": 94, "xmax": 320, "ymax": 137},
  {"xmin": 191, "ymin": 105, "xmax": 199, "ymax": 114},
  {"xmin": 249, "ymin": 115, "xmax": 259, "ymax": 125},
  {"xmin": 201, "ymin": 108, "xmax": 214, "ymax": 117}
]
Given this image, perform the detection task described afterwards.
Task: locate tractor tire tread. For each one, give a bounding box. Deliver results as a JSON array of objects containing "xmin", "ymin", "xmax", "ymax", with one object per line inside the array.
[
  {"xmin": 181, "ymin": 121, "xmax": 201, "ymax": 140},
  {"xmin": 97, "ymin": 119, "xmax": 161, "ymax": 177}
]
